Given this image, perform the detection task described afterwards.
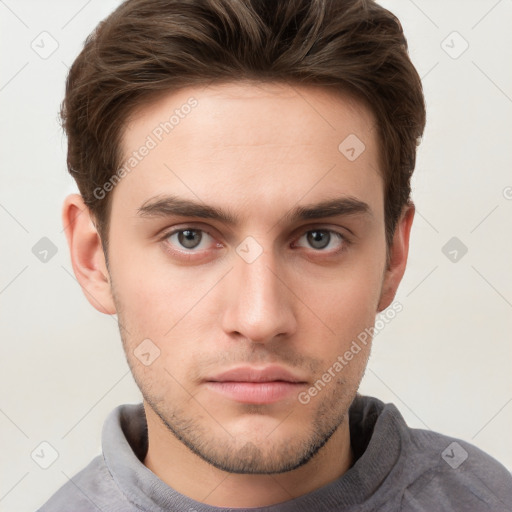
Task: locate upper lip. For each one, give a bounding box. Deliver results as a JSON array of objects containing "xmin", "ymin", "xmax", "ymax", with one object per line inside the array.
[{"xmin": 206, "ymin": 365, "xmax": 307, "ymax": 383}]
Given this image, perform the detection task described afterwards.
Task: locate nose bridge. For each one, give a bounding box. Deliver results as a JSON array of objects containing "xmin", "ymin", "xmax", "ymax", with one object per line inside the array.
[
  {"xmin": 222, "ymin": 240, "xmax": 296, "ymax": 343},
  {"xmin": 240, "ymin": 249, "xmax": 279, "ymax": 309}
]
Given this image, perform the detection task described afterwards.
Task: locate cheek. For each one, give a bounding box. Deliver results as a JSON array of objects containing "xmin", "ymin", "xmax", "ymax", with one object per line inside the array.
[
  {"xmin": 109, "ymin": 244, "xmax": 225, "ymax": 368},
  {"xmin": 297, "ymin": 256, "xmax": 385, "ymax": 363},
  {"xmin": 324, "ymin": 273, "xmax": 382, "ymax": 332},
  {"xmin": 109, "ymin": 251, "xmax": 174, "ymax": 343}
]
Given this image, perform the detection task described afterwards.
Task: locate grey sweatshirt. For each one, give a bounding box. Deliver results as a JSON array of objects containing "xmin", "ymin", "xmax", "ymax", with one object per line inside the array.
[{"xmin": 37, "ymin": 395, "xmax": 512, "ymax": 511}]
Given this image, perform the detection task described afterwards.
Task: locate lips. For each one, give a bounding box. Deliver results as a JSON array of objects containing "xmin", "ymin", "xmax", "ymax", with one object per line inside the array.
[
  {"xmin": 207, "ymin": 365, "xmax": 306, "ymax": 384},
  {"xmin": 204, "ymin": 365, "xmax": 307, "ymax": 404}
]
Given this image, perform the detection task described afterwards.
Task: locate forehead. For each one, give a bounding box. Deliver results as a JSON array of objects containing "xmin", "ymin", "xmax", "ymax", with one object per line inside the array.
[{"xmin": 114, "ymin": 81, "xmax": 382, "ymax": 222}]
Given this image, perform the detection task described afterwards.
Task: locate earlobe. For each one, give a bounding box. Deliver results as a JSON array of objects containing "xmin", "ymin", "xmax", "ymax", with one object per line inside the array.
[
  {"xmin": 62, "ymin": 194, "xmax": 116, "ymax": 315},
  {"xmin": 377, "ymin": 203, "xmax": 415, "ymax": 312}
]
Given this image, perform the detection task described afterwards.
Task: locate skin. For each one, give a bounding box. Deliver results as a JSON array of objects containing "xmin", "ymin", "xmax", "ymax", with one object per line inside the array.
[{"xmin": 63, "ymin": 81, "xmax": 414, "ymax": 508}]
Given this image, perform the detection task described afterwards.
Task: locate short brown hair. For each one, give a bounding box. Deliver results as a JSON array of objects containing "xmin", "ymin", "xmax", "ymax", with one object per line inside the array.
[{"xmin": 61, "ymin": 0, "xmax": 426, "ymax": 253}]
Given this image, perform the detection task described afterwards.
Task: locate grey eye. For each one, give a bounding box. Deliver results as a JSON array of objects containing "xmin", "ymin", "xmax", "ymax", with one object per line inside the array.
[
  {"xmin": 306, "ymin": 230, "xmax": 331, "ymax": 249},
  {"xmin": 295, "ymin": 229, "xmax": 344, "ymax": 252},
  {"xmin": 176, "ymin": 229, "xmax": 203, "ymax": 249}
]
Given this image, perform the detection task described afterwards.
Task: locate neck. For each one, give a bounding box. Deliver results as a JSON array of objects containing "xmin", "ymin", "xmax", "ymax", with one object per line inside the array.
[{"xmin": 143, "ymin": 404, "xmax": 353, "ymax": 508}]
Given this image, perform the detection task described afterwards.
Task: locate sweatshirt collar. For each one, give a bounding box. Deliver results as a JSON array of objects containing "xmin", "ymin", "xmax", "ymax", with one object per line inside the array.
[{"xmin": 102, "ymin": 395, "xmax": 405, "ymax": 511}]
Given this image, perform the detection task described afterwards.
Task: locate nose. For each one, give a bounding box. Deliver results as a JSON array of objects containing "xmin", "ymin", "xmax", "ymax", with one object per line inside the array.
[{"xmin": 221, "ymin": 247, "xmax": 297, "ymax": 344}]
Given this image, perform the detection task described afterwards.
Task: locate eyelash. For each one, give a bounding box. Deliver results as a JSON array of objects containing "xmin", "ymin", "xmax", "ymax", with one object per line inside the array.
[{"xmin": 159, "ymin": 226, "xmax": 350, "ymax": 260}]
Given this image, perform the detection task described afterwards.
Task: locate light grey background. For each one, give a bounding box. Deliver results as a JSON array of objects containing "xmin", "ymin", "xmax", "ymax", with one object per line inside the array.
[{"xmin": 1, "ymin": 1, "xmax": 511, "ymax": 510}]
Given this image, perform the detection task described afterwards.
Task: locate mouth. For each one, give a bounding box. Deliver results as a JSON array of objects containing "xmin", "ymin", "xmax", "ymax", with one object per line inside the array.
[{"xmin": 204, "ymin": 365, "xmax": 308, "ymax": 404}]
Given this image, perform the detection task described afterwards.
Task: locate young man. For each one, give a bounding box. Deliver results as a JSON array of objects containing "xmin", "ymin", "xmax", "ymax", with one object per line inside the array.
[{"xmin": 39, "ymin": 0, "xmax": 512, "ymax": 510}]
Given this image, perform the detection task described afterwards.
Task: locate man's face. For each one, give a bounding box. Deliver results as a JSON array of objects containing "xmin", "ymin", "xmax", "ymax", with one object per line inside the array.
[{"xmin": 106, "ymin": 82, "xmax": 390, "ymax": 473}]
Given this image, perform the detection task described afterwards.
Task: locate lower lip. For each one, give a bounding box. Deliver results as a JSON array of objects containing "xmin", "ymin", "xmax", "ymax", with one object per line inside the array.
[{"xmin": 205, "ymin": 381, "xmax": 305, "ymax": 404}]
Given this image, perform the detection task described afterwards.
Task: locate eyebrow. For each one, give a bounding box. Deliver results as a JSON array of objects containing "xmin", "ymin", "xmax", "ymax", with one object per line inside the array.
[{"xmin": 137, "ymin": 194, "xmax": 372, "ymax": 225}]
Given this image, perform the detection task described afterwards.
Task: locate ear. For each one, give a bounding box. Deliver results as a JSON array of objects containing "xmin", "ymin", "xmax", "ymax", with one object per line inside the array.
[
  {"xmin": 377, "ymin": 202, "xmax": 415, "ymax": 312},
  {"xmin": 62, "ymin": 194, "xmax": 116, "ymax": 315}
]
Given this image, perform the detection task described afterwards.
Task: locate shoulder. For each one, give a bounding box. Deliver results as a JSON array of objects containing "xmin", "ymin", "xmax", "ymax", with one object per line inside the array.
[
  {"xmin": 36, "ymin": 455, "xmax": 133, "ymax": 512},
  {"xmin": 399, "ymin": 425, "xmax": 512, "ymax": 511}
]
